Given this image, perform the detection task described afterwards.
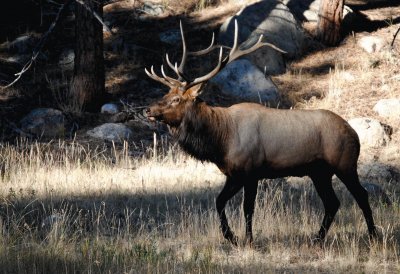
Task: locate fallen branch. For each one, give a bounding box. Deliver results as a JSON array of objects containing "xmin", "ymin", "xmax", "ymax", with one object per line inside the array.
[{"xmin": 391, "ymin": 26, "xmax": 400, "ymax": 49}]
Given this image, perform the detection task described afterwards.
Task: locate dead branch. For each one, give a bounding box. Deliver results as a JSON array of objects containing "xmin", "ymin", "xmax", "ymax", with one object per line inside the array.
[{"xmin": 391, "ymin": 26, "xmax": 400, "ymax": 49}]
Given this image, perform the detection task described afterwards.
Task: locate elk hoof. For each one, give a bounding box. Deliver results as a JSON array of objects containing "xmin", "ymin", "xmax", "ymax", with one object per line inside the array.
[
  {"xmin": 310, "ymin": 235, "xmax": 324, "ymax": 246},
  {"xmin": 244, "ymin": 237, "xmax": 254, "ymax": 248},
  {"xmin": 223, "ymin": 231, "xmax": 238, "ymax": 246},
  {"xmin": 230, "ymin": 235, "xmax": 239, "ymax": 246}
]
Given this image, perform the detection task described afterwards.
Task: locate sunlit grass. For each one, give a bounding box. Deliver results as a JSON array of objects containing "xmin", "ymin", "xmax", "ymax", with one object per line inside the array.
[{"xmin": 0, "ymin": 140, "xmax": 399, "ymax": 273}]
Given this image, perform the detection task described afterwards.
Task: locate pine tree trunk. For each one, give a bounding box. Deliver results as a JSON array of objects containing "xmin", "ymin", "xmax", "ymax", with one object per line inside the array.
[
  {"xmin": 71, "ymin": 0, "xmax": 105, "ymax": 112},
  {"xmin": 316, "ymin": 0, "xmax": 344, "ymax": 46}
]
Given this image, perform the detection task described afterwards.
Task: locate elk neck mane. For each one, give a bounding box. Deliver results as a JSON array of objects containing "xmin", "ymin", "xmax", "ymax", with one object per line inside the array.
[{"xmin": 174, "ymin": 100, "xmax": 232, "ymax": 165}]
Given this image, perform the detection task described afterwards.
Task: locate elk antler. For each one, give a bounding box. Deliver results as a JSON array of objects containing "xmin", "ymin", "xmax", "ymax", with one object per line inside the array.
[{"xmin": 145, "ymin": 19, "xmax": 286, "ymax": 91}]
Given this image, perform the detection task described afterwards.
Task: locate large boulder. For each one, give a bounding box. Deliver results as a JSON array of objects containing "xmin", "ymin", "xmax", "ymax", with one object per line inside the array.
[
  {"xmin": 358, "ymin": 35, "xmax": 385, "ymax": 54},
  {"xmin": 361, "ymin": 182, "xmax": 391, "ymax": 206},
  {"xmin": 101, "ymin": 103, "xmax": 120, "ymax": 115},
  {"xmin": 209, "ymin": 59, "xmax": 279, "ymax": 104},
  {"xmin": 348, "ymin": 117, "xmax": 391, "ymax": 148},
  {"xmin": 20, "ymin": 108, "xmax": 65, "ymax": 138},
  {"xmin": 373, "ymin": 98, "xmax": 400, "ymax": 120},
  {"xmin": 358, "ymin": 162, "xmax": 393, "ymax": 184},
  {"xmin": 284, "ymin": 0, "xmax": 353, "ymax": 22},
  {"xmin": 219, "ymin": 0, "xmax": 306, "ymax": 75},
  {"xmin": 87, "ymin": 123, "xmax": 133, "ymax": 142}
]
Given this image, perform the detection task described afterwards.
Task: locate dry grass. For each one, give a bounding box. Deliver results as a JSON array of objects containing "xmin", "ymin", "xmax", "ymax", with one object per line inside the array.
[{"xmin": 0, "ymin": 140, "xmax": 399, "ymax": 273}]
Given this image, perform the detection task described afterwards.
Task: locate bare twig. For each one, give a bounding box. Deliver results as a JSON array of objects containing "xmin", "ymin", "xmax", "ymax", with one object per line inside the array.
[{"xmin": 391, "ymin": 26, "xmax": 400, "ymax": 49}]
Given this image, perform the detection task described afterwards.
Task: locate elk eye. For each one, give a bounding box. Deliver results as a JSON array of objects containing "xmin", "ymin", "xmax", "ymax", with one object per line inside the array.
[{"xmin": 171, "ymin": 96, "xmax": 180, "ymax": 104}]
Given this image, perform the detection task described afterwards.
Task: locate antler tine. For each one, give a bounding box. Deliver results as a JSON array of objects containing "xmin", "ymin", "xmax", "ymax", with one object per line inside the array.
[
  {"xmin": 226, "ymin": 19, "xmax": 286, "ymax": 64},
  {"xmin": 144, "ymin": 66, "xmax": 174, "ymax": 88},
  {"xmin": 161, "ymin": 65, "xmax": 185, "ymax": 87},
  {"xmin": 165, "ymin": 53, "xmax": 175, "ymax": 72},
  {"xmin": 145, "ymin": 20, "xmax": 286, "ymax": 91},
  {"xmin": 166, "ymin": 53, "xmax": 188, "ymax": 82},
  {"xmin": 177, "ymin": 21, "xmax": 188, "ymax": 73},
  {"xmin": 185, "ymin": 46, "xmax": 224, "ymax": 89},
  {"xmin": 189, "ymin": 33, "xmax": 219, "ymax": 56}
]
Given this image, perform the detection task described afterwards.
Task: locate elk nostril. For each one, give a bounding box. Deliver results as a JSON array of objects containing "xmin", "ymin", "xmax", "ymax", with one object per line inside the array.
[{"xmin": 145, "ymin": 108, "xmax": 151, "ymax": 115}]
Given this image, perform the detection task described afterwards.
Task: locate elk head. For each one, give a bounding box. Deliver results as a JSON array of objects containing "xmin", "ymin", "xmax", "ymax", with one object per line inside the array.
[{"xmin": 145, "ymin": 20, "xmax": 285, "ymax": 127}]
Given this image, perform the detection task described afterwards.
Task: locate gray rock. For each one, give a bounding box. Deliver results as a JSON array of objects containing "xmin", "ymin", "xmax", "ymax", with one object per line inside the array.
[
  {"xmin": 358, "ymin": 36, "xmax": 385, "ymax": 53},
  {"xmin": 101, "ymin": 103, "xmax": 120, "ymax": 115},
  {"xmin": 87, "ymin": 123, "xmax": 132, "ymax": 142},
  {"xmin": 219, "ymin": 0, "xmax": 306, "ymax": 75},
  {"xmin": 20, "ymin": 108, "xmax": 65, "ymax": 138},
  {"xmin": 141, "ymin": 2, "xmax": 164, "ymax": 16},
  {"xmin": 159, "ymin": 29, "xmax": 181, "ymax": 45},
  {"xmin": 361, "ymin": 182, "xmax": 391, "ymax": 206},
  {"xmin": 358, "ymin": 162, "xmax": 392, "ymax": 183},
  {"xmin": 348, "ymin": 117, "xmax": 391, "ymax": 148},
  {"xmin": 209, "ymin": 59, "xmax": 279, "ymax": 104},
  {"xmin": 284, "ymin": 0, "xmax": 321, "ymax": 22},
  {"xmin": 284, "ymin": 0, "xmax": 353, "ymax": 22},
  {"xmin": 373, "ymin": 98, "xmax": 400, "ymax": 120}
]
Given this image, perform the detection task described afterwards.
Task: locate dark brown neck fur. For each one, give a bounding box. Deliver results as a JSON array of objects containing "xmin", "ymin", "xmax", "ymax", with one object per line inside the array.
[{"xmin": 174, "ymin": 101, "xmax": 232, "ymax": 165}]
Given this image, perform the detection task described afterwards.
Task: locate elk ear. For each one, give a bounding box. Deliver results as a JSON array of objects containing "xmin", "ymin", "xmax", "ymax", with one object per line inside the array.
[{"xmin": 186, "ymin": 83, "xmax": 204, "ymax": 98}]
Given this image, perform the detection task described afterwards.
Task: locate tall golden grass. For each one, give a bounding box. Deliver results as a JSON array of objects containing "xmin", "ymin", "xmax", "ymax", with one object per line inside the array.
[{"xmin": 0, "ymin": 138, "xmax": 399, "ymax": 273}]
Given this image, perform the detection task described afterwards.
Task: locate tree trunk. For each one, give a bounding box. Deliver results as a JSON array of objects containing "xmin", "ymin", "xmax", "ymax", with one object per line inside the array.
[
  {"xmin": 316, "ymin": 0, "xmax": 344, "ymax": 46},
  {"xmin": 71, "ymin": 0, "xmax": 105, "ymax": 112}
]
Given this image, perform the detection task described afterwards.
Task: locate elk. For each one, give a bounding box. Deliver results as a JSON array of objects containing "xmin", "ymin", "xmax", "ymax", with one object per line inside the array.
[{"xmin": 145, "ymin": 20, "xmax": 377, "ymax": 246}]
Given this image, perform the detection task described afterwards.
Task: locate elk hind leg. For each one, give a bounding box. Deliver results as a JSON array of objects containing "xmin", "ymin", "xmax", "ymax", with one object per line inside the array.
[
  {"xmin": 311, "ymin": 173, "xmax": 340, "ymax": 242},
  {"xmin": 336, "ymin": 170, "xmax": 377, "ymax": 239}
]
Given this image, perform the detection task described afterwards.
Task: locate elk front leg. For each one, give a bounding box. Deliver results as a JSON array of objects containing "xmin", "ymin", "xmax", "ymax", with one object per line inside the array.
[
  {"xmin": 243, "ymin": 182, "xmax": 258, "ymax": 246},
  {"xmin": 216, "ymin": 176, "xmax": 243, "ymax": 245}
]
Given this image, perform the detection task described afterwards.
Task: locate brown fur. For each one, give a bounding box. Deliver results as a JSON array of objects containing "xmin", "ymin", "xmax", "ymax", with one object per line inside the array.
[{"xmin": 147, "ymin": 85, "xmax": 377, "ymax": 246}]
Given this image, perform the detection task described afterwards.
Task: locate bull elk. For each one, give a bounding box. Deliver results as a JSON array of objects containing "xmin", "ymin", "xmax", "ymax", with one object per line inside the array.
[{"xmin": 145, "ymin": 20, "xmax": 377, "ymax": 245}]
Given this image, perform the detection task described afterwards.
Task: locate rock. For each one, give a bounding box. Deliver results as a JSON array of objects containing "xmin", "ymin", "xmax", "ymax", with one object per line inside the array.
[
  {"xmin": 159, "ymin": 29, "xmax": 181, "ymax": 45},
  {"xmin": 20, "ymin": 108, "xmax": 65, "ymax": 138},
  {"xmin": 141, "ymin": 2, "xmax": 164, "ymax": 16},
  {"xmin": 87, "ymin": 123, "xmax": 133, "ymax": 142},
  {"xmin": 284, "ymin": 0, "xmax": 321, "ymax": 22},
  {"xmin": 373, "ymin": 98, "xmax": 400, "ymax": 120},
  {"xmin": 358, "ymin": 36, "xmax": 385, "ymax": 53},
  {"xmin": 348, "ymin": 117, "xmax": 391, "ymax": 148},
  {"xmin": 209, "ymin": 59, "xmax": 279, "ymax": 104},
  {"xmin": 285, "ymin": 0, "xmax": 353, "ymax": 22},
  {"xmin": 58, "ymin": 49, "xmax": 74, "ymax": 71},
  {"xmin": 101, "ymin": 103, "xmax": 120, "ymax": 114},
  {"xmin": 358, "ymin": 162, "xmax": 392, "ymax": 183},
  {"xmin": 361, "ymin": 182, "xmax": 391, "ymax": 206},
  {"xmin": 219, "ymin": 0, "xmax": 306, "ymax": 75}
]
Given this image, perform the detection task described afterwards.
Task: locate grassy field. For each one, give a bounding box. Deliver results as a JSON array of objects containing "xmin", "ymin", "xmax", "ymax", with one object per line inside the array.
[{"xmin": 0, "ymin": 139, "xmax": 399, "ymax": 273}]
